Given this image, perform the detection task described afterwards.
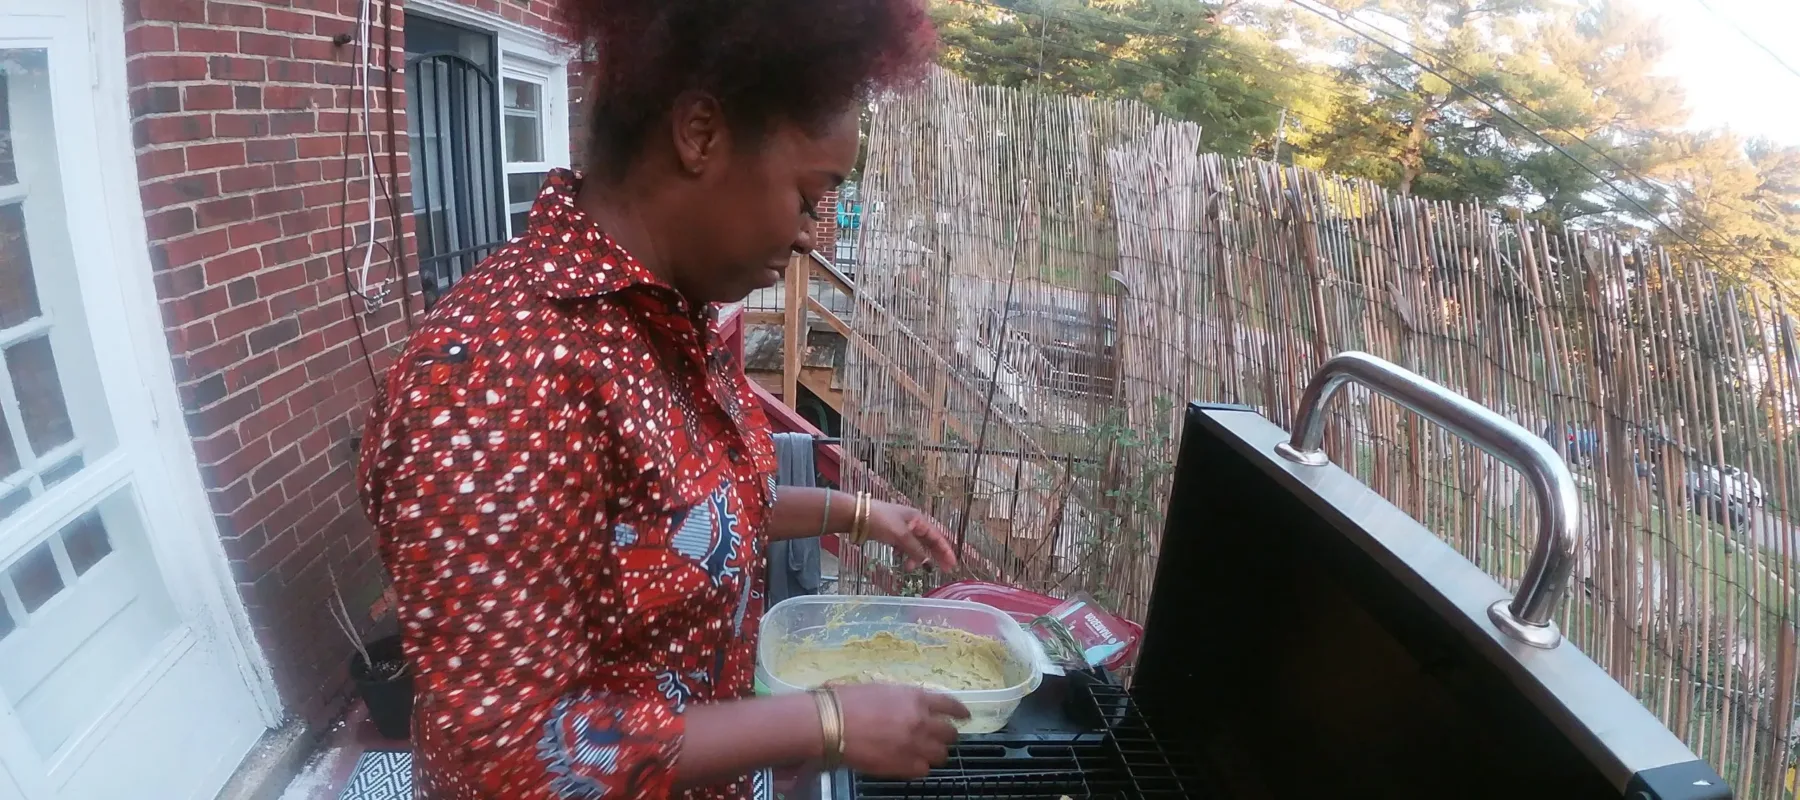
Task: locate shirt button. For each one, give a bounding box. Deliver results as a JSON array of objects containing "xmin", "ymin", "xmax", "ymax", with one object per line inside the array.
[{"xmin": 727, "ymin": 448, "xmax": 743, "ymax": 463}]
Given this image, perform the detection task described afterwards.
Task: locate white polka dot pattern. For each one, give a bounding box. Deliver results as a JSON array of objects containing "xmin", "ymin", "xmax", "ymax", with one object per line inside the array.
[{"xmin": 359, "ymin": 170, "xmax": 778, "ymax": 800}]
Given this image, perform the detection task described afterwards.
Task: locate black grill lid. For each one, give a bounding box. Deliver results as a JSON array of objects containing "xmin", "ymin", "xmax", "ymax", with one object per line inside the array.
[{"xmin": 1133, "ymin": 353, "xmax": 1729, "ymax": 799}]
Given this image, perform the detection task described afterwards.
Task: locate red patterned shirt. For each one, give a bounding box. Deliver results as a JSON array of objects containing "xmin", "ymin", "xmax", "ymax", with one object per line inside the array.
[{"xmin": 360, "ymin": 169, "xmax": 779, "ymax": 800}]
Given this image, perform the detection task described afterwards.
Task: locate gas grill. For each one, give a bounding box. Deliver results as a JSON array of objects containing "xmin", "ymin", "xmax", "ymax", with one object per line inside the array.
[{"xmin": 828, "ymin": 353, "xmax": 1732, "ymax": 800}]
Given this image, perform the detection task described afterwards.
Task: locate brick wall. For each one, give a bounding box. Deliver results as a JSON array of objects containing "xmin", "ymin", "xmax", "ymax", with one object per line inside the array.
[
  {"xmin": 813, "ymin": 190, "xmax": 839, "ymax": 263},
  {"xmin": 123, "ymin": 0, "xmax": 579, "ymax": 727}
]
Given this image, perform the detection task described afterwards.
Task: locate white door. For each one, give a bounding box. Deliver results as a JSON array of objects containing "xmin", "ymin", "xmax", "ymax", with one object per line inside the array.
[{"xmin": 0, "ymin": 2, "xmax": 268, "ymax": 798}]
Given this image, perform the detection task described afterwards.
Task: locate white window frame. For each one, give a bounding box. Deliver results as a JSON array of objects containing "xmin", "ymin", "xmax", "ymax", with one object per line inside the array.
[
  {"xmin": 406, "ymin": 0, "xmax": 573, "ymax": 237},
  {"xmin": 0, "ymin": 1, "xmax": 281, "ymax": 794}
]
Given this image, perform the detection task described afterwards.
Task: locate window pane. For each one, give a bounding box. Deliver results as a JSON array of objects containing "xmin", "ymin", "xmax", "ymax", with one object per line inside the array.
[
  {"xmin": 0, "ymin": 485, "xmax": 26, "ymax": 519},
  {"xmin": 0, "ymin": 411, "xmax": 17, "ymax": 477},
  {"xmin": 40, "ymin": 453, "xmax": 81, "ymax": 488},
  {"xmin": 62, "ymin": 511, "xmax": 111, "ymax": 575},
  {"xmin": 8, "ymin": 336, "xmax": 73, "ymax": 456},
  {"xmin": 12, "ymin": 540, "xmax": 61, "ymax": 613},
  {"xmin": 503, "ymin": 77, "xmax": 539, "ymax": 112},
  {"xmin": 507, "ymin": 171, "xmax": 547, "ymax": 203},
  {"xmin": 0, "ymin": 602, "xmax": 12, "ymax": 641},
  {"xmin": 0, "ymin": 203, "xmax": 41, "ymax": 328},
  {"xmin": 0, "ymin": 58, "xmax": 14, "ymax": 186},
  {"xmin": 504, "ymin": 114, "xmax": 542, "ymax": 164},
  {"xmin": 0, "ymin": 47, "xmax": 116, "ymax": 516}
]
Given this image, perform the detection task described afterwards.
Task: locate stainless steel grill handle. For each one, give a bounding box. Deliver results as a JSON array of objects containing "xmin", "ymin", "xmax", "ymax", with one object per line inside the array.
[{"xmin": 1275, "ymin": 351, "xmax": 1582, "ymax": 649}]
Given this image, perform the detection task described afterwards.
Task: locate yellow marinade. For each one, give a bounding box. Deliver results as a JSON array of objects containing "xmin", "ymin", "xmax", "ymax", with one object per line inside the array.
[{"xmin": 773, "ymin": 629, "xmax": 1013, "ymax": 693}]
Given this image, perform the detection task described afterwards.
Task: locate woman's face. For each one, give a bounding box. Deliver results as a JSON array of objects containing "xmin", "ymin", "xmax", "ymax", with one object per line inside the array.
[{"xmin": 674, "ymin": 106, "xmax": 861, "ymax": 305}]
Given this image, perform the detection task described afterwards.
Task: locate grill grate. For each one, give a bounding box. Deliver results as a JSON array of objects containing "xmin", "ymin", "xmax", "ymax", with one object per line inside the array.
[
  {"xmin": 1084, "ymin": 683, "xmax": 1222, "ymax": 798},
  {"xmin": 851, "ymin": 680, "xmax": 1220, "ymax": 799},
  {"xmin": 851, "ymin": 737, "xmax": 1129, "ymax": 799}
]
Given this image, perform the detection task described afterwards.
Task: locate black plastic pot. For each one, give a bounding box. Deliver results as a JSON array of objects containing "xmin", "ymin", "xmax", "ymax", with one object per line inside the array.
[{"xmin": 350, "ymin": 634, "xmax": 413, "ymax": 740}]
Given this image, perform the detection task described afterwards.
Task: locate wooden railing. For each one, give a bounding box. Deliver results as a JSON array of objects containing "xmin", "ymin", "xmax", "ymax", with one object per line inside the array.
[{"xmin": 720, "ymin": 295, "xmax": 1004, "ymax": 591}]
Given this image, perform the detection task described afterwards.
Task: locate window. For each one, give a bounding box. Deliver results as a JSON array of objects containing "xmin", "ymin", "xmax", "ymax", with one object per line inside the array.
[
  {"xmin": 498, "ymin": 55, "xmax": 564, "ymax": 237},
  {"xmin": 0, "ymin": 49, "xmax": 116, "ymax": 527}
]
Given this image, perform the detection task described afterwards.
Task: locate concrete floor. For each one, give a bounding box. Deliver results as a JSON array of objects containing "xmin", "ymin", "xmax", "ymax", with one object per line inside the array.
[{"xmin": 277, "ymin": 705, "xmax": 409, "ymax": 800}]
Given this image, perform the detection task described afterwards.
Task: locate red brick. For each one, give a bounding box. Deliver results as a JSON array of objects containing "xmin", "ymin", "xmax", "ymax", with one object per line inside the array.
[
  {"xmin": 170, "ymin": 319, "xmax": 218, "ymax": 354},
  {"xmin": 228, "ymin": 350, "xmax": 281, "ymax": 393},
  {"xmin": 209, "ymin": 55, "xmax": 264, "ymax": 82},
  {"xmin": 172, "ymin": 288, "xmax": 233, "ymax": 326},
  {"xmin": 270, "ymin": 113, "xmax": 318, "ymax": 137},
  {"xmin": 214, "ymin": 301, "xmax": 272, "ymax": 340},
  {"xmin": 215, "ymin": 112, "xmax": 270, "ymax": 138},
  {"xmin": 219, "ymin": 165, "xmax": 275, "ymax": 194},
  {"xmin": 137, "ymin": 148, "xmax": 187, "ymax": 181},
  {"xmin": 274, "ymin": 160, "xmax": 323, "ymax": 186},
  {"xmin": 280, "ymin": 453, "xmax": 334, "ymax": 501},
  {"xmin": 126, "ymin": 23, "xmax": 177, "ymax": 53},
  {"xmin": 196, "ymin": 196, "xmax": 254, "ymax": 228},
  {"xmin": 264, "ymin": 86, "xmax": 324, "ymax": 111},
  {"xmin": 177, "ymin": 26, "xmax": 237, "ymax": 53},
  {"xmin": 239, "ymin": 32, "xmax": 292, "ymax": 58},
  {"xmin": 280, "ymin": 209, "xmax": 328, "ymax": 238},
  {"xmin": 146, "ymin": 208, "xmax": 197, "ymax": 239},
  {"xmin": 134, "ymin": 0, "xmax": 206, "ymax": 23},
  {"xmin": 292, "ymin": 38, "xmax": 336, "ymax": 61},
  {"xmin": 129, "ymin": 54, "xmax": 208, "ymax": 83},
  {"xmin": 261, "ymin": 237, "xmax": 315, "ymax": 270},
  {"xmin": 135, "ymin": 115, "xmax": 213, "ymax": 146},
  {"xmin": 256, "ymin": 264, "xmax": 310, "ymax": 297},
  {"xmin": 264, "ymin": 9, "xmax": 315, "ymax": 34},
  {"xmin": 206, "ymin": 1, "xmax": 262, "ymax": 27},
  {"xmin": 258, "ymin": 364, "xmax": 310, "ymax": 404},
  {"xmin": 268, "ymin": 60, "xmax": 317, "ymax": 84},
  {"xmin": 228, "ymin": 220, "xmax": 283, "ymax": 250},
  {"xmin": 247, "ymin": 139, "xmax": 298, "ymax": 165},
  {"xmin": 161, "ymin": 229, "xmax": 231, "ymax": 268},
  {"xmin": 184, "ymin": 83, "xmax": 235, "ymax": 111},
  {"xmin": 187, "ymin": 141, "xmax": 247, "ymax": 170},
  {"xmin": 295, "ymin": 136, "xmax": 342, "ymax": 159},
  {"xmin": 203, "ymin": 248, "xmax": 263, "ymax": 284}
]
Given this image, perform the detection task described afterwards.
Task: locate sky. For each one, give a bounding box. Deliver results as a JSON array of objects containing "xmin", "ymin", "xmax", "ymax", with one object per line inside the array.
[{"xmin": 1634, "ymin": 0, "xmax": 1800, "ymax": 144}]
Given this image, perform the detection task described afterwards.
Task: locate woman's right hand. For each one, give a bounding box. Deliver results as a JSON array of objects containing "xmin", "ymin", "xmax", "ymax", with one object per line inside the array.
[{"xmin": 834, "ymin": 683, "xmax": 971, "ymax": 778}]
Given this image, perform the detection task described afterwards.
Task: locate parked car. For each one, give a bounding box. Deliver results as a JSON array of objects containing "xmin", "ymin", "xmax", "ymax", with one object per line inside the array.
[
  {"xmin": 1686, "ymin": 467, "xmax": 1750, "ymax": 531},
  {"xmin": 1719, "ymin": 465, "xmax": 1765, "ymax": 507}
]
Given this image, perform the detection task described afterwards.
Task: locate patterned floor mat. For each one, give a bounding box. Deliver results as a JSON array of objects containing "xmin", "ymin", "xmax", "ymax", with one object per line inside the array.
[{"xmin": 339, "ymin": 751, "xmax": 412, "ymax": 800}]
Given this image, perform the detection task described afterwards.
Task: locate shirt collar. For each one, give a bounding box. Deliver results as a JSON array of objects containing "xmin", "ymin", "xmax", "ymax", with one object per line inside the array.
[{"xmin": 518, "ymin": 168, "xmax": 668, "ymax": 301}]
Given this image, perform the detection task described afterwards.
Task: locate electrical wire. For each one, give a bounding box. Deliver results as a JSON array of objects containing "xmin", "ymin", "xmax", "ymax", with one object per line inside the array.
[
  {"xmin": 945, "ymin": 0, "xmax": 1374, "ymax": 109},
  {"xmin": 951, "ymin": 34, "xmax": 1341, "ymax": 132},
  {"xmin": 1687, "ymin": 0, "xmax": 1800, "ymax": 83},
  {"xmin": 958, "ymin": 0, "xmax": 1793, "ymax": 293},
  {"xmin": 1306, "ymin": 0, "xmax": 1782, "ymax": 252},
  {"xmin": 1288, "ymin": 0, "xmax": 1799, "ymax": 295}
]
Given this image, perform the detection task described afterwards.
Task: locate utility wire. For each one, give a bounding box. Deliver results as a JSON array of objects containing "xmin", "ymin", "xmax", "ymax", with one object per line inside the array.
[
  {"xmin": 946, "ymin": 0, "xmax": 1374, "ymax": 108},
  {"xmin": 948, "ymin": 0, "xmax": 1799, "ymax": 295},
  {"xmin": 1289, "ymin": 0, "xmax": 1797, "ymax": 295},
  {"xmin": 952, "ymin": 34, "xmax": 1340, "ymax": 131},
  {"xmin": 1687, "ymin": 0, "xmax": 1800, "ymax": 83},
  {"xmin": 1313, "ymin": 0, "xmax": 1780, "ymax": 251}
]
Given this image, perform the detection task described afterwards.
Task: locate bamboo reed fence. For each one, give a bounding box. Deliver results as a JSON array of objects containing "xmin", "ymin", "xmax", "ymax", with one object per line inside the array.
[{"xmin": 833, "ymin": 67, "xmax": 1800, "ymax": 796}]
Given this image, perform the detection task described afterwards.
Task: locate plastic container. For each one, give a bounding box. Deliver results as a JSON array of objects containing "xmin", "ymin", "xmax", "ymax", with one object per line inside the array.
[
  {"xmin": 925, "ymin": 581, "xmax": 1143, "ymax": 671},
  {"xmin": 757, "ymin": 595, "xmax": 1046, "ymax": 734}
]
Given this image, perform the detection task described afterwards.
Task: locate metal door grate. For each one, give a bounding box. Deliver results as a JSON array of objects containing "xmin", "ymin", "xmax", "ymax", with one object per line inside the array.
[{"xmin": 407, "ymin": 51, "xmax": 506, "ymax": 308}]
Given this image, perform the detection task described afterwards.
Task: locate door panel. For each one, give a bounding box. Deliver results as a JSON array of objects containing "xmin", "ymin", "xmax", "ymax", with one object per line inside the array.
[{"xmin": 0, "ymin": 5, "xmax": 266, "ymax": 799}]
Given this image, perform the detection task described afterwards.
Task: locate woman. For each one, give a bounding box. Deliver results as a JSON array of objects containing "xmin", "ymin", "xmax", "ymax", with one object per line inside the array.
[{"xmin": 357, "ymin": 1, "xmax": 959, "ymax": 798}]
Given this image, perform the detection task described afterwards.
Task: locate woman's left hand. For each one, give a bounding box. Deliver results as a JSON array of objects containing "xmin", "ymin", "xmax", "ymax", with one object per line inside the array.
[{"xmin": 864, "ymin": 501, "xmax": 959, "ymax": 570}]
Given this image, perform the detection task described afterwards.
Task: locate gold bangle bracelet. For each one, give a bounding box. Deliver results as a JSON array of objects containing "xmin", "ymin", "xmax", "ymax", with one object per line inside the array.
[
  {"xmin": 811, "ymin": 688, "xmax": 844, "ymax": 769},
  {"xmin": 852, "ymin": 492, "xmax": 871, "ymax": 546}
]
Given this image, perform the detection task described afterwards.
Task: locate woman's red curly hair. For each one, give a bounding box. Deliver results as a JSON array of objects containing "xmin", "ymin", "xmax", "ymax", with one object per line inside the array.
[{"xmin": 560, "ymin": 0, "xmax": 938, "ymax": 179}]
